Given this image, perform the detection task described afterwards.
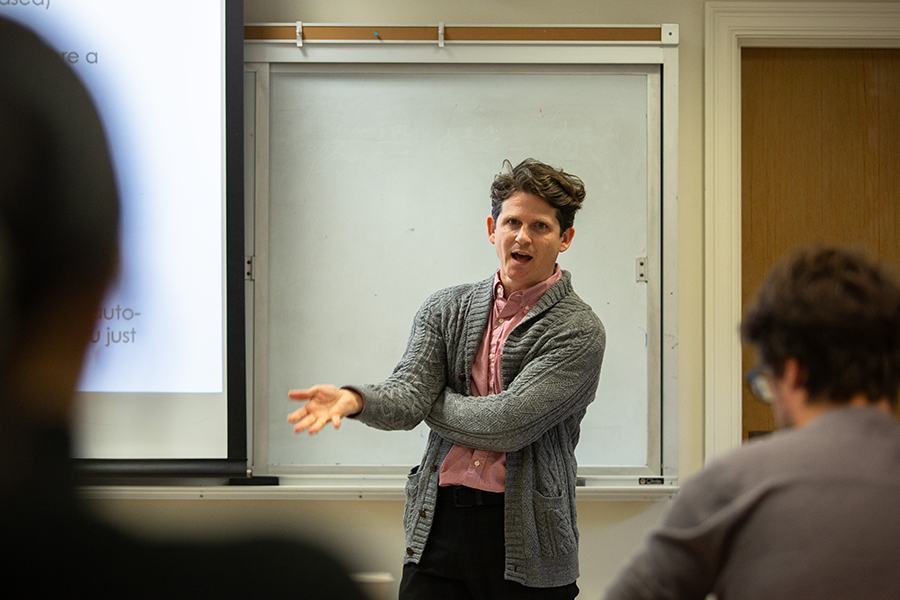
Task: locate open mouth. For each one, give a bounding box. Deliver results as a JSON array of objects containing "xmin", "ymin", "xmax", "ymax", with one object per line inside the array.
[{"xmin": 511, "ymin": 252, "xmax": 533, "ymax": 263}]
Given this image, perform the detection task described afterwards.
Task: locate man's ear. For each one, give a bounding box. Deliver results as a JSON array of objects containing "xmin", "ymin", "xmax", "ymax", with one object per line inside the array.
[
  {"xmin": 487, "ymin": 215, "xmax": 496, "ymax": 244},
  {"xmin": 782, "ymin": 357, "xmax": 806, "ymax": 392},
  {"xmin": 559, "ymin": 227, "xmax": 575, "ymax": 253}
]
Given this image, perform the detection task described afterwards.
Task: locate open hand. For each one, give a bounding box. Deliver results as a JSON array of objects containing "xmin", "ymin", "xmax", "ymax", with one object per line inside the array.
[{"xmin": 287, "ymin": 384, "xmax": 364, "ymax": 435}]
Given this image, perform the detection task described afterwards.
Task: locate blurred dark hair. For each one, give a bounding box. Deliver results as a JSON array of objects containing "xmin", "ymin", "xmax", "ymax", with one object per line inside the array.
[
  {"xmin": 741, "ymin": 246, "xmax": 900, "ymax": 406},
  {"xmin": 490, "ymin": 158, "xmax": 585, "ymax": 233},
  {"xmin": 0, "ymin": 18, "xmax": 119, "ymax": 340}
]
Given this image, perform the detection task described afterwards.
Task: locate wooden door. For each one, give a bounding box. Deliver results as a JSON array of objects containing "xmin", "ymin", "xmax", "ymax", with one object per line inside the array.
[{"xmin": 741, "ymin": 48, "xmax": 900, "ymax": 439}]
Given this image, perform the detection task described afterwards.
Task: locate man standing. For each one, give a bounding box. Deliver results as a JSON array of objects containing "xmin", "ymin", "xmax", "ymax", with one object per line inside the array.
[
  {"xmin": 605, "ymin": 246, "xmax": 900, "ymax": 600},
  {"xmin": 289, "ymin": 158, "xmax": 606, "ymax": 599}
]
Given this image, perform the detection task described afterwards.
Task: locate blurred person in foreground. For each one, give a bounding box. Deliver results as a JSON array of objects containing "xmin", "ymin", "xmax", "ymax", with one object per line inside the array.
[
  {"xmin": 0, "ymin": 16, "xmax": 366, "ymax": 599},
  {"xmin": 604, "ymin": 246, "xmax": 900, "ymax": 600}
]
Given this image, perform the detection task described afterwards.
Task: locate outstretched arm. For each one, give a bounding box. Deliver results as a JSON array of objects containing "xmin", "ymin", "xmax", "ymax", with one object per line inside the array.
[
  {"xmin": 351, "ymin": 293, "xmax": 452, "ymax": 431},
  {"xmin": 286, "ymin": 289, "xmax": 452, "ymax": 434}
]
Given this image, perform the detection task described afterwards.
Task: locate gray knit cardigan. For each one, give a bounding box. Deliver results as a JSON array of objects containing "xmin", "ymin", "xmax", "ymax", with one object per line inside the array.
[{"xmin": 355, "ymin": 271, "xmax": 605, "ymax": 588}]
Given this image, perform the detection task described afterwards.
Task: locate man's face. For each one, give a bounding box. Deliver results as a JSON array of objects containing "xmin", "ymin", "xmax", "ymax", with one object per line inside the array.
[{"xmin": 488, "ymin": 191, "xmax": 574, "ymax": 294}]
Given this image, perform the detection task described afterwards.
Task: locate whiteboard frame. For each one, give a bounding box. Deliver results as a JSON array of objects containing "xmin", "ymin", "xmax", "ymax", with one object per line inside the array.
[{"xmin": 244, "ymin": 26, "xmax": 679, "ymax": 500}]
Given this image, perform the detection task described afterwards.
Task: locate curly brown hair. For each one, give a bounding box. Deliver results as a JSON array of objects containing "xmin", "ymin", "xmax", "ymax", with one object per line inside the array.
[
  {"xmin": 489, "ymin": 159, "xmax": 585, "ymax": 233},
  {"xmin": 741, "ymin": 246, "xmax": 900, "ymax": 406}
]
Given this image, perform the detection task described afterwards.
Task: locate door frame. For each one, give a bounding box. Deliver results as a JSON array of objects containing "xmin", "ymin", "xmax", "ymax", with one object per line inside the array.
[{"xmin": 703, "ymin": 1, "xmax": 900, "ymax": 461}]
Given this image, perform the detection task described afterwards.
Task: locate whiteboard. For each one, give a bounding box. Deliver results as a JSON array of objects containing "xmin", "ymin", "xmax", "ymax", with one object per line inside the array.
[{"xmin": 254, "ymin": 64, "xmax": 663, "ymax": 476}]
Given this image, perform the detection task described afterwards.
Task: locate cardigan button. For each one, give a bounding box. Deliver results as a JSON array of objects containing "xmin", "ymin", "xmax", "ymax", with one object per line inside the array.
[
  {"xmin": 430, "ymin": 465, "xmax": 437, "ymax": 472},
  {"xmin": 406, "ymin": 547, "xmax": 414, "ymax": 556},
  {"xmin": 418, "ymin": 509, "xmax": 426, "ymax": 518},
  {"xmin": 458, "ymin": 373, "xmax": 466, "ymax": 381}
]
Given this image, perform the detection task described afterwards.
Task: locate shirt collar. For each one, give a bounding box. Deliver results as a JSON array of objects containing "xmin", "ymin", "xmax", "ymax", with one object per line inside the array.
[{"xmin": 493, "ymin": 264, "xmax": 562, "ymax": 308}]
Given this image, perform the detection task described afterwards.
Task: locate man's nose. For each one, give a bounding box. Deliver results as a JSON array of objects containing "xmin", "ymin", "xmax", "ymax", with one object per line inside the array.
[{"xmin": 515, "ymin": 227, "xmax": 531, "ymax": 244}]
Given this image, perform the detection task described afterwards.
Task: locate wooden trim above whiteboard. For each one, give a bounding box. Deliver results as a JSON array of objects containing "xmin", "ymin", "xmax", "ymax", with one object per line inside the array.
[{"xmin": 244, "ymin": 23, "xmax": 674, "ymax": 45}]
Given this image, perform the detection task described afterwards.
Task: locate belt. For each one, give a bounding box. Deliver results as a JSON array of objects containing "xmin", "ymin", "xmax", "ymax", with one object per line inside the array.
[{"xmin": 439, "ymin": 485, "xmax": 504, "ymax": 507}]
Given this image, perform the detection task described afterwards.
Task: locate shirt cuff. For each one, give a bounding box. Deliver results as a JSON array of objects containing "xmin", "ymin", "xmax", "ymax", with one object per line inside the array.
[{"xmin": 340, "ymin": 386, "xmax": 366, "ymax": 417}]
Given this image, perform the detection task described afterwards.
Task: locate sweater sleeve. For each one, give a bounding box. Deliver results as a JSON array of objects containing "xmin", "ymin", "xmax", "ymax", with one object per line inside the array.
[
  {"xmin": 352, "ymin": 291, "xmax": 450, "ymax": 431},
  {"xmin": 425, "ymin": 308, "xmax": 605, "ymax": 452}
]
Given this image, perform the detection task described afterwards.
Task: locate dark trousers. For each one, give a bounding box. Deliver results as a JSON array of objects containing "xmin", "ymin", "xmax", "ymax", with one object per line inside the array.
[{"xmin": 399, "ymin": 486, "xmax": 579, "ymax": 600}]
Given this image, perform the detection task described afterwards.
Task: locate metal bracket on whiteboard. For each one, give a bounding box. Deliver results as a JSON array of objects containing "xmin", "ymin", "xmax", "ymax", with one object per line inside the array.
[
  {"xmin": 245, "ymin": 256, "xmax": 255, "ymax": 281},
  {"xmin": 438, "ymin": 22, "xmax": 445, "ymax": 48},
  {"xmin": 636, "ymin": 257, "xmax": 648, "ymax": 283},
  {"xmin": 296, "ymin": 21, "xmax": 303, "ymax": 47}
]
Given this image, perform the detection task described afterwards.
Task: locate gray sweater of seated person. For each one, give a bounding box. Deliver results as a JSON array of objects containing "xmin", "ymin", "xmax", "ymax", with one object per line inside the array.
[
  {"xmin": 604, "ymin": 406, "xmax": 900, "ymax": 600},
  {"xmin": 354, "ymin": 270, "xmax": 605, "ymax": 588}
]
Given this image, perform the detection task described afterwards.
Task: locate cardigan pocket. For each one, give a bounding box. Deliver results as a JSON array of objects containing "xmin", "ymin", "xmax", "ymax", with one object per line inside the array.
[{"xmin": 532, "ymin": 489, "xmax": 577, "ymax": 558}]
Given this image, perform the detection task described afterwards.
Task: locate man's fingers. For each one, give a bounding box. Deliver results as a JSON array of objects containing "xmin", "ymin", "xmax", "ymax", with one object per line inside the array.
[
  {"xmin": 288, "ymin": 388, "xmax": 314, "ymax": 401},
  {"xmin": 307, "ymin": 414, "xmax": 333, "ymax": 435},
  {"xmin": 291, "ymin": 413, "xmax": 313, "ymax": 433},
  {"xmin": 293, "ymin": 412, "xmax": 325, "ymax": 434},
  {"xmin": 291, "ymin": 411, "xmax": 344, "ymax": 435},
  {"xmin": 287, "ymin": 407, "xmax": 307, "ymax": 423}
]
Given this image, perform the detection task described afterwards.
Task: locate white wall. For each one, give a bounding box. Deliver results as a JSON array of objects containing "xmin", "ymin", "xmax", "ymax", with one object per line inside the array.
[{"xmin": 88, "ymin": 0, "xmax": 703, "ymax": 597}]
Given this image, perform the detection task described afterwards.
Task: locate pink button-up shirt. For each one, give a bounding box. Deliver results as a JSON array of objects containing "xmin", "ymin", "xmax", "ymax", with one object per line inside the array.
[{"xmin": 438, "ymin": 266, "xmax": 563, "ymax": 492}]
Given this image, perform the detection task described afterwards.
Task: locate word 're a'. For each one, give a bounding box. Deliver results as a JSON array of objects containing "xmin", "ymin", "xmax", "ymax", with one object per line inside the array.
[
  {"xmin": 60, "ymin": 51, "xmax": 98, "ymax": 65},
  {"xmin": 0, "ymin": 0, "xmax": 51, "ymax": 9}
]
